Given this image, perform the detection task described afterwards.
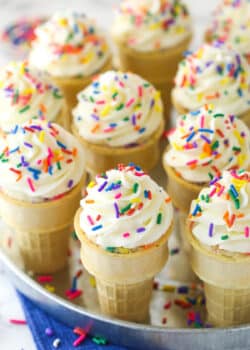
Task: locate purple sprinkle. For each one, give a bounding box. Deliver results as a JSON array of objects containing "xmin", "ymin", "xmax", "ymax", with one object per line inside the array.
[
  {"xmin": 209, "ymin": 223, "xmax": 214, "ymax": 237},
  {"xmin": 30, "ymin": 125, "xmax": 42, "ymax": 131},
  {"xmin": 131, "ymin": 114, "xmax": 136, "ymax": 126},
  {"xmin": 45, "ymin": 327, "xmax": 54, "ymax": 336},
  {"xmin": 98, "ymin": 181, "xmax": 108, "ymax": 192},
  {"xmin": 200, "ymin": 135, "xmax": 211, "ymax": 144},
  {"xmin": 24, "ymin": 142, "xmax": 33, "ymax": 148},
  {"xmin": 136, "ymin": 227, "xmax": 145, "ymax": 233},
  {"xmin": 114, "ymin": 202, "xmax": 120, "ymax": 218},
  {"xmin": 67, "ymin": 179, "xmax": 73, "ymax": 188},
  {"xmin": 209, "ymin": 177, "xmax": 219, "ymax": 185},
  {"xmin": 150, "ymin": 99, "xmax": 155, "ymax": 108},
  {"xmin": 91, "ymin": 113, "xmax": 100, "ymax": 121}
]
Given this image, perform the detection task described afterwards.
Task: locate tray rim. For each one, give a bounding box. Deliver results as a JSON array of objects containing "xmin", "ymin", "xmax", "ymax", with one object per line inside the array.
[{"xmin": 1, "ymin": 248, "xmax": 250, "ymax": 335}]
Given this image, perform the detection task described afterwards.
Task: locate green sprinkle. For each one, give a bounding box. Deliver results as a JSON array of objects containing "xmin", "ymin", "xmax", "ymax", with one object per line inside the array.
[
  {"xmin": 19, "ymin": 105, "xmax": 30, "ymax": 113},
  {"xmin": 221, "ymin": 235, "xmax": 229, "ymax": 240},
  {"xmin": 71, "ymin": 231, "xmax": 78, "ymax": 240},
  {"xmin": 112, "ymin": 92, "xmax": 118, "ymax": 99},
  {"xmin": 53, "ymin": 90, "xmax": 63, "ymax": 99},
  {"xmin": 120, "ymin": 203, "xmax": 132, "ymax": 214},
  {"xmin": 106, "ymin": 247, "xmax": 116, "ymax": 253},
  {"xmin": 208, "ymin": 172, "xmax": 213, "ymax": 180},
  {"xmin": 123, "ymin": 116, "xmax": 129, "ymax": 121},
  {"xmin": 133, "ymin": 183, "xmax": 139, "ymax": 193},
  {"xmin": 92, "ymin": 336, "xmax": 107, "ymax": 345},
  {"xmin": 90, "ymin": 96, "xmax": 95, "ymax": 103},
  {"xmin": 213, "ymin": 113, "xmax": 224, "ymax": 118},
  {"xmin": 211, "ymin": 140, "xmax": 219, "ymax": 150},
  {"xmin": 116, "ymin": 103, "xmax": 124, "ymax": 111},
  {"xmin": 157, "ymin": 213, "xmax": 162, "ymax": 224},
  {"xmin": 56, "ymin": 162, "xmax": 61, "ymax": 170},
  {"xmin": 232, "ymin": 146, "xmax": 241, "ymax": 152}
]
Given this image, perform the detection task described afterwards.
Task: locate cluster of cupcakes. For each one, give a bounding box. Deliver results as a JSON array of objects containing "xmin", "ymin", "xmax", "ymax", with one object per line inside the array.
[{"xmin": 1, "ymin": 0, "xmax": 250, "ymax": 329}]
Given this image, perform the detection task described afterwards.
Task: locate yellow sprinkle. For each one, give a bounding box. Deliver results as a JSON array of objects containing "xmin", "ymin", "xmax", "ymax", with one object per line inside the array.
[
  {"xmin": 172, "ymin": 142, "xmax": 182, "ymax": 151},
  {"xmin": 220, "ymin": 77, "xmax": 230, "ymax": 85},
  {"xmin": 39, "ymin": 131, "xmax": 45, "ymax": 142},
  {"xmin": 149, "ymin": 23, "xmax": 160, "ymax": 30},
  {"xmin": 117, "ymin": 247, "xmax": 130, "ymax": 254},
  {"xmin": 131, "ymin": 197, "xmax": 141, "ymax": 203},
  {"xmin": 44, "ymin": 284, "xmax": 55, "ymax": 293},
  {"xmin": 237, "ymin": 154, "xmax": 246, "ymax": 167},
  {"xmin": 162, "ymin": 285, "xmax": 176, "ymax": 292},
  {"xmin": 88, "ymin": 181, "xmax": 96, "ymax": 188},
  {"xmin": 89, "ymin": 276, "xmax": 96, "ymax": 288},
  {"xmin": 233, "ymin": 129, "xmax": 244, "ymax": 145},
  {"xmin": 100, "ymin": 104, "xmax": 111, "ymax": 117},
  {"xmin": 197, "ymin": 93, "xmax": 204, "ymax": 102},
  {"xmin": 155, "ymin": 104, "xmax": 163, "ymax": 113},
  {"xmin": 58, "ymin": 18, "xmax": 68, "ymax": 26},
  {"xmin": 81, "ymin": 52, "xmax": 94, "ymax": 64},
  {"xmin": 232, "ymin": 178, "xmax": 248, "ymax": 190}
]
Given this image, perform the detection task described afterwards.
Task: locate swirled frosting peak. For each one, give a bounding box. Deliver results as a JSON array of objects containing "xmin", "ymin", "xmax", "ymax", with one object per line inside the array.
[
  {"xmin": 0, "ymin": 61, "xmax": 64, "ymax": 132},
  {"xmin": 79, "ymin": 164, "xmax": 173, "ymax": 250},
  {"xmin": 173, "ymin": 44, "xmax": 250, "ymax": 115},
  {"xmin": 206, "ymin": 0, "xmax": 250, "ymax": 59},
  {"xmin": 189, "ymin": 170, "xmax": 250, "ymax": 253},
  {"xmin": 29, "ymin": 11, "xmax": 110, "ymax": 77},
  {"xmin": 112, "ymin": 0, "xmax": 191, "ymax": 51},
  {"xmin": 164, "ymin": 105, "xmax": 250, "ymax": 183},
  {"xmin": 73, "ymin": 71, "xmax": 163, "ymax": 147},
  {"xmin": 0, "ymin": 120, "xmax": 85, "ymax": 202}
]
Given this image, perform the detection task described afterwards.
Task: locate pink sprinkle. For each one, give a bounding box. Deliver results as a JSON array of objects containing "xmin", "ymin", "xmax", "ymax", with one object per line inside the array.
[
  {"xmin": 245, "ymin": 227, "xmax": 249, "ymax": 238},
  {"xmin": 138, "ymin": 86, "xmax": 143, "ymax": 97},
  {"xmin": 217, "ymin": 186, "xmax": 225, "ymax": 196},
  {"xmin": 66, "ymin": 290, "xmax": 83, "ymax": 300},
  {"xmin": 37, "ymin": 275, "xmax": 53, "ymax": 283},
  {"xmin": 200, "ymin": 115, "xmax": 205, "ymax": 128},
  {"xmin": 123, "ymin": 232, "xmax": 130, "ymax": 238},
  {"xmin": 73, "ymin": 333, "xmax": 87, "ymax": 347},
  {"xmin": 119, "ymin": 81, "xmax": 125, "ymax": 88},
  {"xmin": 186, "ymin": 159, "xmax": 198, "ymax": 166},
  {"xmin": 126, "ymin": 98, "xmax": 135, "ymax": 108},
  {"xmin": 27, "ymin": 177, "xmax": 35, "ymax": 192},
  {"xmin": 87, "ymin": 215, "xmax": 94, "ymax": 225},
  {"xmin": 115, "ymin": 192, "xmax": 122, "ymax": 199},
  {"xmin": 9, "ymin": 319, "xmax": 27, "ymax": 325},
  {"xmin": 209, "ymin": 187, "xmax": 217, "ymax": 197},
  {"xmin": 103, "ymin": 127, "xmax": 114, "ymax": 133},
  {"xmin": 96, "ymin": 100, "xmax": 105, "ymax": 105}
]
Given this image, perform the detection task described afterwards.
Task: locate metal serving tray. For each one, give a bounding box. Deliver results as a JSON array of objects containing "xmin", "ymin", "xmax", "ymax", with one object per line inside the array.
[{"xmin": 1, "ymin": 194, "xmax": 250, "ymax": 350}]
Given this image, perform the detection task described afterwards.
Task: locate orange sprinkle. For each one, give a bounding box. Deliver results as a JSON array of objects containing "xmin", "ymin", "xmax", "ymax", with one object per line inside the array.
[{"xmin": 91, "ymin": 124, "xmax": 100, "ymax": 133}]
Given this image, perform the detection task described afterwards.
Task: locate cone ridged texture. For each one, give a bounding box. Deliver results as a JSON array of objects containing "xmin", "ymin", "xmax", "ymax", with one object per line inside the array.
[
  {"xmin": 74, "ymin": 209, "xmax": 172, "ymax": 322},
  {"xmin": 52, "ymin": 58, "xmax": 113, "ymax": 111},
  {"xmin": 96, "ymin": 278, "xmax": 153, "ymax": 322},
  {"xmin": 187, "ymin": 226, "xmax": 250, "ymax": 326},
  {"xmin": 72, "ymin": 120, "xmax": 164, "ymax": 176},
  {"xmin": 0, "ymin": 177, "xmax": 85, "ymax": 273}
]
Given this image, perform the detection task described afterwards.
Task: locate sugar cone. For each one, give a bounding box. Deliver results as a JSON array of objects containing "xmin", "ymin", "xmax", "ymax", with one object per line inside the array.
[
  {"xmin": 187, "ymin": 225, "xmax": 250, "ymax": 326},
  {"xmin": 114, "ymin": 35, "xmax": 192, "ymax": 125},
  {"xmin": 54, "ymin": 101, "xmax": 70, "ymax": 130},
  {"xmin": 74, "ymin": 208, "xmax": 173, "ymax": 322},
  {"xmin": 172, "ymin": 90, "xmax": 250, "ymax": 127},
  {"xmin": 163, "ymin": 161, "xmax": 203, "ymax": 213},
  {"xmin": 0, "ymin": 176, "xmax": 86, "ymax": 273},
  {"xmin": 178, "ymin": 210, "xmax": 191, "ymax": 253},
  {"xmin": 52, "ymin": 58, "xmax": 113, "ymax": 111},
  {"xmin": 72, "ymin": 119, "xmax": 164, "ymax": 176}
]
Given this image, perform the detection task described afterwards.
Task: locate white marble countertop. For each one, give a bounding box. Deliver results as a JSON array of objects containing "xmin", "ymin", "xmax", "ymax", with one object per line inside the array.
[{"xmin": 0, "ymin": 0, "xmax": 216, "ymax": 349}]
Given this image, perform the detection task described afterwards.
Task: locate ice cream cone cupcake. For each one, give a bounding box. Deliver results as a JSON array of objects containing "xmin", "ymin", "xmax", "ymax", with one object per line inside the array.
[
  {"xmin": 72, "ymin": 71, "xmax": 164, "ymax": 176},
  {"xmin": 29, "ymin": 11, "xmax": 112, "ymax": 111},
  {"xmin": 163, "ymin": 105, "xmax": 250, "ymax": 250},
  {"xmin": 187, "ymin": 170, "xmax": 250, "ymax": 326},
  {"xmin": 111, "ymin": 0, "xmax": 192, "ymax": 124},
  {"xmin": 204, "ymin": 0, "xmax": 250, "ymax": 64},
  {"xmin": 172, "ymin": 44, "xmax": 250, "ymax": 127},
  {"xmin": 0, "ymin": 60, "xmax": 69, "ymax": 131},
  {"xmin": 74, "ymin": 164, "xmax": 173, "ymax": 322},
  {"xmin": 0, "ymin": 120, "xmax": 86, "ymax": 273}
]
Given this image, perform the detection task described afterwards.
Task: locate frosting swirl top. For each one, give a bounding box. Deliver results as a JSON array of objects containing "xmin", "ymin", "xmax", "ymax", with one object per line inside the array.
[
  {"xmin": 164, "ymin": 105, "xmax": 250, "ymax": 183},
  {"xmin": 0, "ymin": 120, "xmax": 85, "ymax": 202},
  {"xmin": 206, "ymin": 0, "xmax": 250, "ymax": 59},
  {"xmin": 173, "ymin": 44, "xmax": 250, "ymax": 116},
  {"xmin": 79, "ymin": 164, "xmax": 173, "ymax": 250},
  {"xmin": 189, "ymin": 170, "xmax": 250, "ymax": 253},
  {"xmin": 29, "ymin": 11, "xmax": 110, "ymax": 77},
  {"xmin": 111, "ymin": 0, "xmax": 191, "ymax": 52},
  {"xmin": 0, "ymin": 61, "xmax": 64, "ymax": 132},
  {"xmin": 72, "ymin": 71, "xmax": 163, "ymax": 147}
]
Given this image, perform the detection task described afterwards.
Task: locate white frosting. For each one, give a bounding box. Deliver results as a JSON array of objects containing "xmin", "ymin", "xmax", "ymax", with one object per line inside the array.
[
  {"xmin": 0, "ymin": 120, "xmax": 85, "ymax": 202},
  {"xmin": 72, "ymin": 71, "xmax": 163, "ymax": 147},
  {"xmin": 164, "ymin": 106, "xmax": 250, "ymax": 183},
  {"xmin": 0, "ymin": 61, "xmax": 64, "ymax": 132},
  {"xmin": 112, "ymin": 0, "xmax": 191, "ymax": 51},
  {"xmin": 29, "ymin": 11, "xmax": 110, "ymax": 77},
  {"xmin": 190, "ymin": 170, "xmax": 250, "ymax": 253},
  {"xmin": 173, "ymin": 44, "xmax": 250, "ymax": 116},
  {"xmin": 207, "ymin": 0, "xmax": 250, "ymax": 58},
  {"xmin": 79, "ymin": 166, "xmax": 173, "ymax": 249}
]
